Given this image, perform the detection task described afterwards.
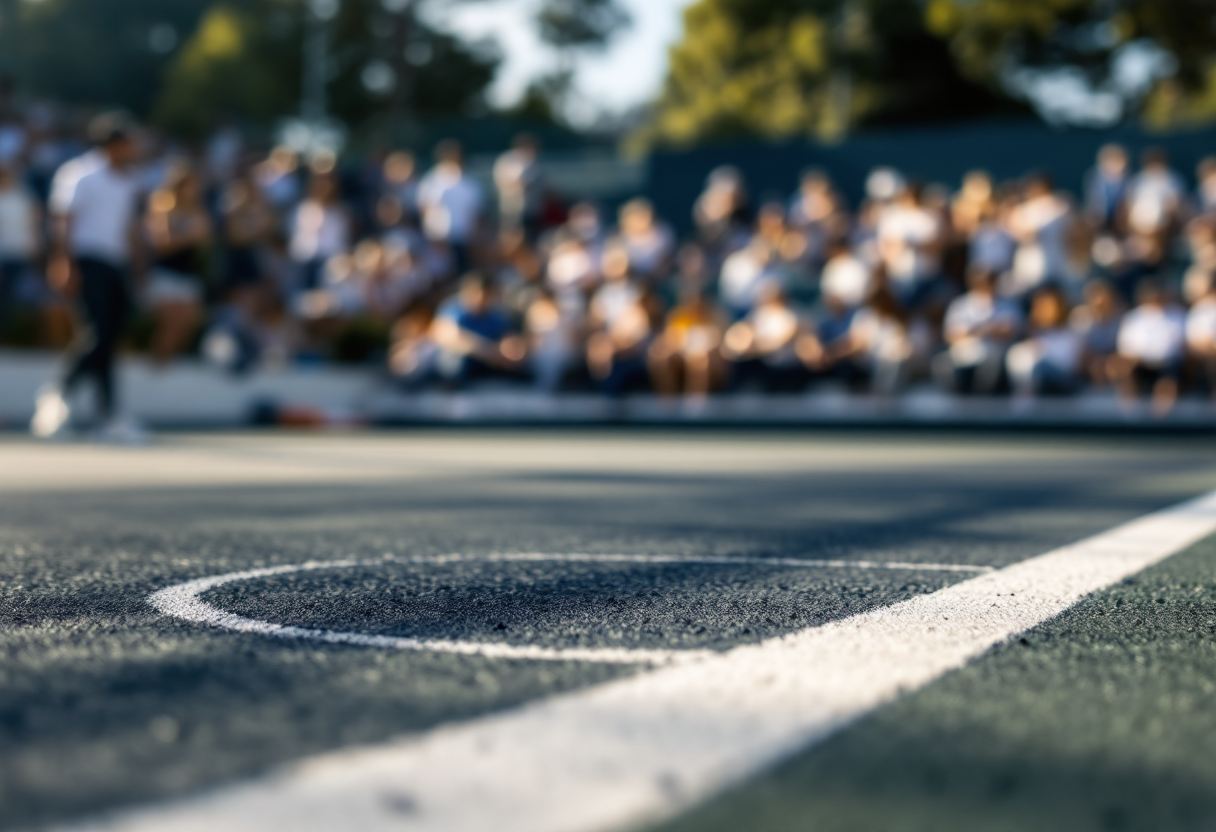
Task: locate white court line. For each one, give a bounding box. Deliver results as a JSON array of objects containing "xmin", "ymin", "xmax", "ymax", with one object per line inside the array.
[
  {"xmin": 148, "ymin": 554, "xmax": 989, "ymax": 666},
  {"xmin": 71, "ymin": 492, "xmax": 1216, "ymax": 832}
]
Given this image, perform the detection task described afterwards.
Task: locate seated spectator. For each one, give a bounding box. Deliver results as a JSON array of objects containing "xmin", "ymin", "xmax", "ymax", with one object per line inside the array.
[
  {"xmin": 1006, "ymin": 173, "xmax": 1074, "ymax": 299},
  {"xmin": 1185, "ymin": 273, "xmax": 1216, "ymax": 397},
  {"xmin": 1070, "ymin": 279, "xmax": 1124, "ymax": 387},
  {"xmin": 1006, "ymin": 287, "xmax": 1084, "ymax": 396},
  {"xmin": 144, "ymin": 163, "xmax": 212, "ymax": 367},
  {"xmin": 389, "ymin": 307, "xmax": 439, "ymax": 386},
  {"xmin": 876, "ymin": 182, "xmax": 943, "ymax": 308},
  {"xmin": 586, "ymin": 293, "xmax": 654, "ymax": 397},
  {"xmin": 821, "ymin": 287, "xmax": 919, "ymax": 395},
  {"xmin": 934, "ymin": 267, "xmax": 1022, "ymax": 395},
  {"xmin": 617, "ymin": 197, "xmax": 674, "ymax": 283},
  {"xmin": 819, "ymin": 237, "xmax": 872, "ymax": 311},
  {"xmin": 432, "ymin": 272, "xmax": 526, "ymax": 386},
  {"xmin": 722, "ymin": 282, "xmax": 816, "ymax": 393},
  {"xmin": 1109, "ymin": 279, "xmax": 1186, "ymax": 415},
  {"xmin": 649, "ymin": 287, "xmax": 728, "ymax": 397},
  {"xmin": 525, "ymin": 290, "xmax": 583, "ymax": 393},
  {"xmin": 719, "ymin": 237, "xmax": 778, "ymax": 318},
  {"xmin": 0, "ymin": 162, "xmax": 41, "ymax": 336},
  {"xmin": 1126, "ymin": 148, "xmax": 1185, "ymax": 242},
  {"xmin": 289, "ymin": 162, "xmax": 352, "ymax": 293},
  {"xmin": 417, "ymin": 140, "xmax": 482, "ymax": 276}
]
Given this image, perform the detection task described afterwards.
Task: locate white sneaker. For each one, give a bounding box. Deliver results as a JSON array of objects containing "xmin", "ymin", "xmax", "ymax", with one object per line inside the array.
[
  {"xmin": 30, "ymin": 386, "xmax": 72, "ymax": 440},
  {"xmin": 95, "ymin": 417, "xmax": 150, "ymax": 446}
]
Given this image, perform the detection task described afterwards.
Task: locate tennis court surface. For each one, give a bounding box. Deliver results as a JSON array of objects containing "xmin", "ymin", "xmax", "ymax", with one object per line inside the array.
[{"xmin": 3, "ymin": 431, "xmax": 1216, "ymax": 831}]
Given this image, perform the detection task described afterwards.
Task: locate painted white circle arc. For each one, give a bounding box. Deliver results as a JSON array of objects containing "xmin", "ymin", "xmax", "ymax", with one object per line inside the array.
[{"xmin": 148, "ymin": 554, "xmax": 992, "ymax": 666}]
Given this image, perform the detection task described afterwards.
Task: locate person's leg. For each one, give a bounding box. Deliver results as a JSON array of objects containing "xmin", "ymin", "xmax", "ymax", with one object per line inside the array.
[{"xmin": 973, "ymin": 348, "xmax": 1007, "ymax": 395}]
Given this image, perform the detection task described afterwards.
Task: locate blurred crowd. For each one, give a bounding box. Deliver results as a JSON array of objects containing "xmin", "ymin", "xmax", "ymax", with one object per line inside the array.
[{"xmin": 5, "ymin": 99, "xmax": 1216, "ymax": 413}]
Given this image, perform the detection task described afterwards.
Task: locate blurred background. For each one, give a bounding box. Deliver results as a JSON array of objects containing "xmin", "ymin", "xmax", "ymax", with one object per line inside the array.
[{"xmin": 4, "ymin": 0, "xmax": 1216, "ymax": 426}]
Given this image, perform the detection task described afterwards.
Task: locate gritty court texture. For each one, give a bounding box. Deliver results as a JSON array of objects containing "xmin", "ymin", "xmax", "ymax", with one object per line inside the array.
[{"xmin": 3, "ymin": 431, "xmax": 1216, "ymax": 832}]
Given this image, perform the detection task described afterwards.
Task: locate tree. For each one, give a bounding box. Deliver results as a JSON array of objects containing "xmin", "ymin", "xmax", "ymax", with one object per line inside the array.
[
  {"xmin": 152, "ymin": 0, "xmax": 499, "ymax": 139},
  {"xmin": 926, "ymin": 0, "xmax": 1216, "ymax": 128},
  {"xmin": 527, "ymin": 0, "xmax": 632, "ymax": 122},
  {"xmin": 0, "ymin": 0, "xmax": 213, "ymax": 114},
  {"xmin": 643, "ymin": 0, "xmax": 1021, "ymax": 148}
]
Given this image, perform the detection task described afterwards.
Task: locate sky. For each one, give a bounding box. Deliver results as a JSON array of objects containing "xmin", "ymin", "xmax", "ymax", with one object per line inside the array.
[{"xmin": 429, "ymin": 0, "xmax": 694, "ymax": 122}]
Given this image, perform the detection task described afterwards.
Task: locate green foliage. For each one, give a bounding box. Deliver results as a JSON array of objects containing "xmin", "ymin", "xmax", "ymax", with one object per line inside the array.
[
  {"xmin": 0, "ymin": 0, "xmax": 213, "ymax": 114},
  {"xmin": 927, "ymin": 0, "xmax": 1216, "ymax": 127},
  {"xmin": 152, "ymin": 3, "xmax": 299, "ymax": 137},
  {"xmin": 152, "ymin": 0, "xmax": 498, "ymax": 139},
  {"xmin": 644, "ymin": 0, "xmax": 1021, "ymax": 148}
]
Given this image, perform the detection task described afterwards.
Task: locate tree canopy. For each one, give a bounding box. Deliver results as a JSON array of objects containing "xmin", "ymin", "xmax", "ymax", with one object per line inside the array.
[{"xmin": 643, "ymin": 0, "xmax": 1022, "ymax": 148}]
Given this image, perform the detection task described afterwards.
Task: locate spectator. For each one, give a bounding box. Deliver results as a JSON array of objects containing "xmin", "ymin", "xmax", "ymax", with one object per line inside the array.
[
  {"xmin": 1110, "ymin": 279, "xmax": 1186, "ymax": 414},
  {"xmin": 417, "ymin": 140, "xmax": 483, "ymax": 275},
  {"xmin": 494, "ymin": 134, "xmax": 543, "ymax": 238},
  {"xmin": 935, "ymin": 267, "xmax": 1022, "ymax": 395},
  {"xmin": 1006, "ymin": 286, "xmax": 1084, "ymax": 397},
  {"xmin": 649, "ymin": 286, "xmax": 728, "ymax": 397},
  {"xmin": 1070, "ymin": 279, "xmax": 1124, "ymax": 387},
  {"xmin": 1085, "ymin": 144, "xmax": 1130, "ymax": 232},
  {"xmin": 289, "ymin": 163, "xmax": 352, "ymax": 293},
  {"xmin": 722, "ymin": 281, "xmax": 816, "ymax": 393},
  {"xmin": 876, "ymin": 182, "xmax": 943, "ymax": 308},
  {"xmin": 0, "ymin": 163, "xmax": 41, "ymax": 333},
  {"xmin": 616, "ymin": 198, "xmax": 674, "ymax": 283},
  {"xmin": 1125, "ymin": 148, "xmax": 1185, "ymax": 241},
  {"xmin": 431, "ymin": 272, "xmax": 525, "ymax": 387},
  {"xmin": 1185, "ymin": 273, "xmax": 1216, "ymax": 397},
  {"xmin": 1006, "ymin": 173, "xmax": 1074, "ymax": 298},
  {"xmin": 822, "ymin": 286, "xmax": 918, "ymax": 396},
  {"xmin": 144, "ymin": 163, "xmax": 212, "ymax": 366}
]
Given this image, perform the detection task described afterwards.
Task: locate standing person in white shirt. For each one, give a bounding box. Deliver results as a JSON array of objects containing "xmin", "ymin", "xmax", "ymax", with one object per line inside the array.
[
  {"xmin": 32, "ymin": 114, "xmax": 144, "ymax": 442},
  {"xmin": 0, "ymin": 163, "xmax": 40, "ymax": 336},
  {"xmin": 417, "ymin": 140, "xmax": 483, "ymax": 277}
]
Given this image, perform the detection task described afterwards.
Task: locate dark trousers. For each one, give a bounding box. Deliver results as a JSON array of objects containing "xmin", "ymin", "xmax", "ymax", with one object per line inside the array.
[{"xmin": 63, "ymin": 257, "xmax": 131, "ymax": 419}]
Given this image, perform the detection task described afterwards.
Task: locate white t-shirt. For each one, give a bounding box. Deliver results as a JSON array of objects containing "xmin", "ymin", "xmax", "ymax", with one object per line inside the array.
[
  {"xmin": 720, "ymin": 245, "xmax": 775, "ymax": 311},
  {"xmin": 52, "ymin": 157, "xmax": 142, "ymax": 264},
  {"xmin": 1127, "ymin": 170, "xmax": 1184, "ymax": 234},
  {"xmin": 0, "ymin": 185, "xmax": 39, "ymax": 259},
  {"xmin": 289, "ymin": 201, "xmax": 351, "ymax": 262},
  {"xmin": 591, "ymin": 280, "xmax": 642, "ymax": 328},
  {"xmin": 820, "ymin": 253, "xmax": 871, "ymax": 308},
  {"xmin": 417, "ymin": 167, "xmax": 482, "ymax": 244},
  {"xmin": 877, "ymin": 205, "xmax": 940, "ymax": 285},
  {"xmin": 1117, "ymin": 305, "xmax": 1186, "ymax": 366}
]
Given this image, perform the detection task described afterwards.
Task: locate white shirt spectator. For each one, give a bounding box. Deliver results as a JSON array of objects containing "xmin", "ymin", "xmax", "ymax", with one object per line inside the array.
[
  {"xmin": 1118, "ymin": 305, "xmax": 1186, "ymax": 367},
  {"xmin": 417, "ymin": 166, "xmax": 482, "ymax": 244},
  {"xmin": 877, "ymin": 203, "xmax": 940, "ymax": 287},
  {"xmin": 289, "ymin": 202, "xmax": 350, "ymax": 262},
  {"xmin": 621, "ymin": 224, "xmax": 674, "ymax": 278},
  {"xmin": 1127, "ymin": 169, "xmax": 1185, "ymax": 234},
  {"xmin": 720, "ymin": 241, "xmax": 777, "ymax": 312},
  {"xmin": 591, "ymin": 280, "xmax": 642, "ymax": 329},
  {"xmin": 51, "ymin": 156, "xmax": 141, "ymax": 265},
  {"xmin": 1008, "ymin": 193, "xmax": 1071, "ymax": 291},
  {"xmin": 0, "ymin": 181, "xmax": 39, "ymax": 259},
  {"xmin": 820, "ymin": 251, "xmax": 871, "ymax": 308}
]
